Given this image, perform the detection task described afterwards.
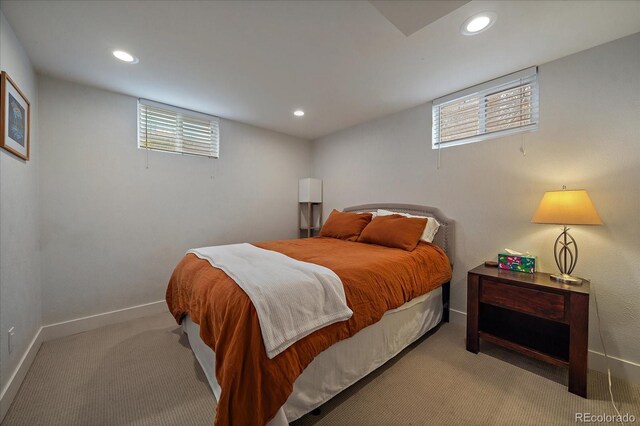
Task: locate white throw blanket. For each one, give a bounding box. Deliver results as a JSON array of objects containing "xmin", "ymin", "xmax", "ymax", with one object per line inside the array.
[{"xmin": 188, "ymin": 243, "xmax": 353, "ymax": 359}]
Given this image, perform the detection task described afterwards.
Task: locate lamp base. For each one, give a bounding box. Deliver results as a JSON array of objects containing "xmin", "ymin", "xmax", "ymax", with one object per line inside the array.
[{"xmin": 550, "ymin": 273, "xmax": 583, "ymax": 285}]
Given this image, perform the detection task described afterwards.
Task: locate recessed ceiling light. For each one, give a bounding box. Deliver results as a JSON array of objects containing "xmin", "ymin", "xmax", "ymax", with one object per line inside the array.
[
  {"xmin": 461, "ymin": 12, "xmax": 497, "ymax": 36},
  {"xmin": 113, "ymin": 50, "xmax": 139, "ymax": 64},
  {"xmin": 293, "ymin": 110, "xmax": 305, "ymax": 117}
]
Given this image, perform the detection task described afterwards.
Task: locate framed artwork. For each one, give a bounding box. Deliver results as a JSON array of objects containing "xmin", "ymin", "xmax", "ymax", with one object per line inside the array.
[{"xmin": 1, "ymin": 71, "xmax": 31, "ymax": 161}]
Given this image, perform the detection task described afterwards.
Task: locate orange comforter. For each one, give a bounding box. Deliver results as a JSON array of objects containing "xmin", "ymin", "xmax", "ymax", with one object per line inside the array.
[{"xmin": 166, "ymin": 237, "xmax": 451, "ymax": 425}]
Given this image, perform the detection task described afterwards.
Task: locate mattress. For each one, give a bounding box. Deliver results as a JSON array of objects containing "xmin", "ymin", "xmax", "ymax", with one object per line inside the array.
[{"xmin": 182, "ymin": 286, "xmax": 443, "ymax": 425}]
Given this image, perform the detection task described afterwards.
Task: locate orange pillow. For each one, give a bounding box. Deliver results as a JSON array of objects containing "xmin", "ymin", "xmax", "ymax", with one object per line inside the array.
[
  {"xmin": 319, "ymin": 210, "xmax": 373, "ymax": 241},
  {"xmin": 357, "ymin": 214, "xmax": 428, "ymax": 251}
]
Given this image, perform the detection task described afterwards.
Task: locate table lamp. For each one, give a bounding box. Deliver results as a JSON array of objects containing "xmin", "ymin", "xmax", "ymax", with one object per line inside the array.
[{"xmin": 531, "ymin": 186, "xmax": 602, "ymax": 285}]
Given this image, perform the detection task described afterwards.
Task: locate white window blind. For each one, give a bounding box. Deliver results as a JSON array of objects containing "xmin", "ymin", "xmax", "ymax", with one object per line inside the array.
[
  {"xmin": 138, "ymin": 99, "xmax": 219, "ymax": 158},
  {"xmin": 432, "ymin": 67, "xmax": 539, "ymax": 149}
]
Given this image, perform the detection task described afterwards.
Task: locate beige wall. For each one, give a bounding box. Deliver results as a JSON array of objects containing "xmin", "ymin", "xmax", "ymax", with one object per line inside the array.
[
  {"xmin": 313, "ymin": 34, "xmax": 640, "ymax": 375},
  {"xmin": 38, "ymin": 76, "xmax": 313, "ymax": 324},
  {"xmin": 0, "ymin": 12, "xmax": 41, "ymax": 396}
]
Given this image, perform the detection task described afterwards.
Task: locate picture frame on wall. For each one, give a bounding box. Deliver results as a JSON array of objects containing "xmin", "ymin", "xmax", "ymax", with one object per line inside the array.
[{"xmin": 1, "ymin": 71, "xmax": 31, "ymax": 161}]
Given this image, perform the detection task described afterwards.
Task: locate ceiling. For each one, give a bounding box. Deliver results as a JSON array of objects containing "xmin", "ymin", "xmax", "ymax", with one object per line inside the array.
[
  {"xmin": 1, "ymin": 1, "xmax": 639, "ymax": 140},
  {"xmin": 370, "ymin": 1, "xmax": 470, "ymax": 37}
]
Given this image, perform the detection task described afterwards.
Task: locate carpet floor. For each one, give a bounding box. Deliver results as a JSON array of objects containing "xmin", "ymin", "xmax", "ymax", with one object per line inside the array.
[{"xmin": 2, "ymin": 313, "xmax": 639, "ymax": 425}]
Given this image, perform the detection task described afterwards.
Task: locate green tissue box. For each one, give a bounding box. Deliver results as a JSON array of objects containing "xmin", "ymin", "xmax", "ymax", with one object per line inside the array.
[{"xmin": 498, "ymin": 253, "xmax": 536, "ymax": 274}]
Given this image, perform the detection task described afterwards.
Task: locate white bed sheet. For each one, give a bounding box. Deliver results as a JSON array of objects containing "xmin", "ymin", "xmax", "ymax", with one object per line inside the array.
[{"xmin": 182, "ymin": 286, "xmax": 443, "ymax": 425}]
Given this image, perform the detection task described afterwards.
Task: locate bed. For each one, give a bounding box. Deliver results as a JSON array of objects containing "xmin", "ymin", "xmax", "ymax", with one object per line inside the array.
[{"xmin": 167, "ymin": 203, "xmax": 454, "ymax": 426}]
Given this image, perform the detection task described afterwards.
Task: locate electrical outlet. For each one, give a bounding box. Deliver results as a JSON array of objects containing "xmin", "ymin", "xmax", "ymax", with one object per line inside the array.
[{"xmin": 8, "ymin": 327, "xmax": 15, "ymax": 354}]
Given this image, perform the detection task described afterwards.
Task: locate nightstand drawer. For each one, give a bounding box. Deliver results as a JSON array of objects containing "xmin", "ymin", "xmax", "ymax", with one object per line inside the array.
[{"xmin": 480, "ymin": 280, "xmax": 566, "ymax": 321}]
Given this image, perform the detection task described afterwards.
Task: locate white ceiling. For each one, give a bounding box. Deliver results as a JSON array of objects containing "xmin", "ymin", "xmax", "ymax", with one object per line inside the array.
[
  {"xmin": 1, "ymin": 1, "xmax": 639, "ymax": 140},
  {"xmin": 370, "ymin": 0, "xmax": 470, "ymax": 37}
]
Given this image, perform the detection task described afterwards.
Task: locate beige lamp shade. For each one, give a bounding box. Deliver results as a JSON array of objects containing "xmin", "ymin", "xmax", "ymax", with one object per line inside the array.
[{"xmin": 532, "ymin": 189, "xmax": 602, "ymax": 225}]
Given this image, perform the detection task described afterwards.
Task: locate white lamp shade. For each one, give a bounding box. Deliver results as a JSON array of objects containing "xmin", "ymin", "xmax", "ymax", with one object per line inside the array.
[{"xmin": 299, "ymin": 178, "xmax": 322, "ymax": 203}]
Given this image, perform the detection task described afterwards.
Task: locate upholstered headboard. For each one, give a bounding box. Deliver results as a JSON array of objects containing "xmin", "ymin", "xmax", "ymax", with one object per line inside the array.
[{"xmin": 343, "ymin": 203, "xmax": 455, "ymax": 264}]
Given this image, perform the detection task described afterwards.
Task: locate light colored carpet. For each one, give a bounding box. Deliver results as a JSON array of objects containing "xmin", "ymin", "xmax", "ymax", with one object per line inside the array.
[{"xmin": 2, "ymin": 313, "xmax": 639, "ymax": 426}]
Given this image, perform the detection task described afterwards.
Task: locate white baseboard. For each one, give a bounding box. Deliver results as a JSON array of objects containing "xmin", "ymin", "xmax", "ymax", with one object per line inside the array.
[
  {"xmin": 588, "ymin": 350, "xmax": 640, "ymax": 384},
  {"xmin": 0, "ymin": 300, "xmax": 169, "ymax": 422},
  {"xmin": 449, "ymin": 308, "xmax": 467, "ymax": 327},
  {"xmin": 446, "ymin": 308, "xmax": 640, "ymax": 384},
  {"xmin": 41, "ymin": 300, "xmax": 168, "ymax": 342},
  {"xmin": 0, "ymin": 327, "xmax": 43, "ymax": 422}
]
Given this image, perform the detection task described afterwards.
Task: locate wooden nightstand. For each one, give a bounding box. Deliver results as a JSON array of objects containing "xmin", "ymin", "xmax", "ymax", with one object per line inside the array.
[{"xmin": 466, "ymin": 264, "xmax": 590, "ymax": 398}]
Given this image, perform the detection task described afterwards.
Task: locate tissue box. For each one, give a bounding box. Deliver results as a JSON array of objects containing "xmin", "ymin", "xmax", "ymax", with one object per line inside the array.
[{"xmin": 498, "ymin": 253, "xmax": 536, "ymax": 274}]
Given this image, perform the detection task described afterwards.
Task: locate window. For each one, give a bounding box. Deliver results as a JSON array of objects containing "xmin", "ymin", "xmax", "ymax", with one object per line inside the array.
[
  {"xmin": 432, "ymin": 67, "xmax": 538, "ymax": 149},
  {"xmin": 138, "ymin": 99, "xmax": 219, "ymax": 158}
]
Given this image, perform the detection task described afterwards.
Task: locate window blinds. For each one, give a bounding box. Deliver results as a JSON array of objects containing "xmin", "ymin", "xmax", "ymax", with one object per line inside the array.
[
  {"xmin": 432, "ymin": 67, "xmax": 539, "ymax": 149},
  {"xmin": 138, "ymin": 99, "xmax": 219, "ymax": 158}
]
